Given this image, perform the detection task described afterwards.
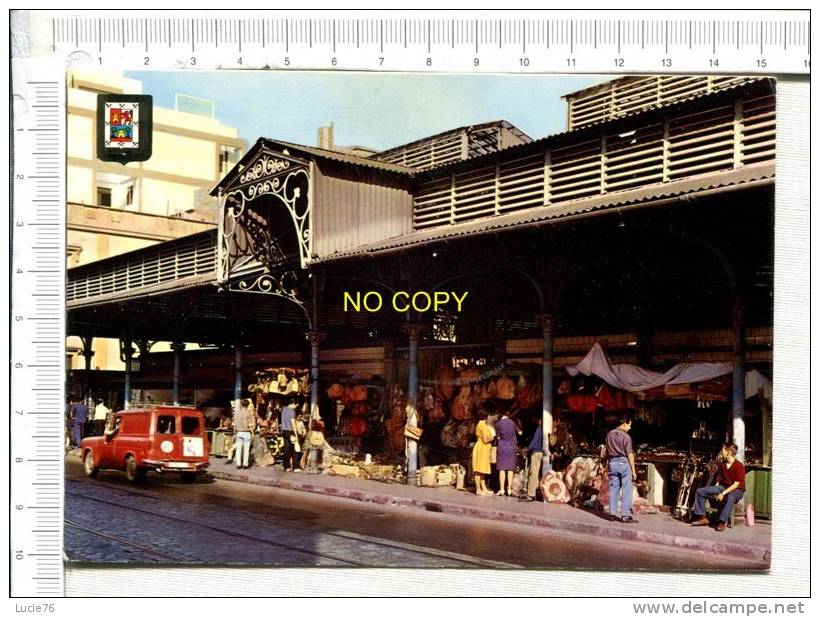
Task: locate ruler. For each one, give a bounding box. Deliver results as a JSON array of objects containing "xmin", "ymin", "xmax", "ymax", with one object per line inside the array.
[
  {"xmin": 29, "ymin": 11, "xmax": 811, "ymax": 73},
  {"xmin": 7, "ymin": 8, "xmax": 810, "ymax": 598},
  {"xmin": 10, "ymin": 60, "xmax": 66, "ymax": 597}
]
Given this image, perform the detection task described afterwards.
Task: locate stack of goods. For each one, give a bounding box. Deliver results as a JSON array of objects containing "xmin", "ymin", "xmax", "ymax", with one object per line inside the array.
[
  {"xmin": 559, "ymin": 379, "xmax": 637, "ymax": 414},
  {"xmin": 563, "ymin": 456, "xmax": 604, "ymax": 505},
  {"xmin": 516, "ymin": 376, "xmax": 543, "ymax": 410},
  {"xmin": 540, "ymin": 470, "xmax": 571, "ymax": 503},
  {"xmin": 440, "ymin": 417, "xmax": 475, "ymax": 449},
  {"xmin": 326, "ymin": 382, "xmax": 370, "ymax": 440},
  {"xmin": 428, "ymin": 366, "xmax": 546, "ymax": 449},
  {"xmin": 383, "ymin": 385, "xmax": 407, "ymax": 452},
  {"xmin": 417, "ymin": 464, "xmax": 466, "ymax": 488},
  {"xmin": 250, "ymin": 368, "xmax": 310, "ymax": 397}
]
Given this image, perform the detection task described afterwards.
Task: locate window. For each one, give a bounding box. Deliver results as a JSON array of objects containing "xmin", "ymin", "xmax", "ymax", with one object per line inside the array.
[
  {"xmin": 157, "ymin": 416, "xmax": 176, "ymax": 434},
  {"xmin": 125, "ymin": 184, "xmax": 134, "ymax": 206},
  {"xmin": 181, "ymin": 417, "xmax": 201, "ymax": 436},
  {"xmin": 96, "ymin": 187, "xmax": 112, "ymax": 207},
  {"xmin": 219, "ymin": 145, "xmax": 241, "ymax": 175}
]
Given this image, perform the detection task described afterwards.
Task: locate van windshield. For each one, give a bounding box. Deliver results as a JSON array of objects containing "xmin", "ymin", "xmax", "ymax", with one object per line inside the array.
[
  {"xmin": 181, "ymin": 416, "xmax": 201, "ymax": 435},
  {"xmin": 157, "ymin": 416, "xmax": 176, "ymax": 434}
]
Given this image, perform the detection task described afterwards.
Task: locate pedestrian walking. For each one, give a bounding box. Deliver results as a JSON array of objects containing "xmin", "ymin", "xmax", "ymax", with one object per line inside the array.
[
  {"xmin": 605, "ymin": 413, "xmax": 638, "ymax": 523},
  {"xmin": 232, "ymin": 398, "xmax": 256, "ymax": 469}
]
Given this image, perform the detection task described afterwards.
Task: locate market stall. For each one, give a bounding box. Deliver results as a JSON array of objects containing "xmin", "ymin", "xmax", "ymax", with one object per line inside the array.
[{"xmin": 557, "ymin": 343, "xmax": 773, "ymax": 518}]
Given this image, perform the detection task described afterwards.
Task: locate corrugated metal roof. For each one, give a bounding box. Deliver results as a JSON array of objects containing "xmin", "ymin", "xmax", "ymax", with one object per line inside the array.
[
  {"xmin": 413, "ymin": 77, "xmax": 776, "ymax": 179},
  {"xmin": 308, "ymin": 163, "xmax": 774, "ymax": 263},
  {"xmin": 211, "ymin": 139, "xmax": 414, "ymax": 196},
  {"xmin": 260, "ymin": 139, "xmax": 415, "ymax": 175},
  {"xmin": 67, "ymin": 272, "xmax": 218, "ymax": 309},
  {"xmin": 560, "ymin": 76, "xmax": 771, "ymax": 131},
  {"xmin": 372, "ymin": 119, "xmax": 533, "ymax": 160}
]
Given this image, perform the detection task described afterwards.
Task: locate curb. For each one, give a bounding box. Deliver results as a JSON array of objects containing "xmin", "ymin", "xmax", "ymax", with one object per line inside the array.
[{"xmin": 208, "ymin": 469, "xmax": 770, "ymax": 564}]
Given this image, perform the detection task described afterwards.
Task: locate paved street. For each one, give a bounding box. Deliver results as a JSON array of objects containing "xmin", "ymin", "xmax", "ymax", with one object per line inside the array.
[{"xmin": 65, "ymin": 459, "xmax": 765, "ymax": 570}]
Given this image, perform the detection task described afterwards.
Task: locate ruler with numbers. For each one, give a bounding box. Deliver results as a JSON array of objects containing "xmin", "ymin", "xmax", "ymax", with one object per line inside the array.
[
  {"xmin": 8, "ymin": 8, "xmax": 810, "ymax": 598},
  {"xmin": 26, "ymin": 10, "xmax": 811, "ymax": 73},
  {"xmin": 10, "ymin": 63, "xmax": 66, "ymax": 597}
]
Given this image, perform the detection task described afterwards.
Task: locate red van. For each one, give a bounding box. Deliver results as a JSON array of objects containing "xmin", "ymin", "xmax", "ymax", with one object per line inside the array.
[{"xmin": 81, "ymin": 405, "xmax": 210, "ymax": 483}]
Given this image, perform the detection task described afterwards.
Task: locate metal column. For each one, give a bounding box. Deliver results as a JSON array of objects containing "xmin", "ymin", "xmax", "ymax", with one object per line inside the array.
[
  {"xmin": 538, "ymin": 314, "xmax": 554, "ymax": 474},
  {"xmin": 122, "ymin": 340, "xmax": 133, "ymax": 410},
  {"xmin": 406, "ymin": 325, "xmax": 421, "ymax": 484},
  {"xmin": 308, "ymin": 331, "xmax": 322, "ymax": 420},
  {"xmin": 80, "ymin": 335, "xmax": 94, "ymax": 403},
  {"xmin": 308, "ymin": 276, "xmax": 322, "ymax": 420},
  {"xmin": 171, "ymin": 342, "xmax": 185, "ymax": 406},
  {"xmin": 234, "ymin": 342, "xmax": 243, "ymax": 417},
  {"xmin": 731, "ymin": 301, "xmax": 746, "ymax": 462}
]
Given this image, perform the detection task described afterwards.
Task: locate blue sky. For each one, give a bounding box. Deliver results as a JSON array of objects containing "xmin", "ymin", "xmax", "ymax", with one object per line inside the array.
[{"xmin": 126, "ymin": 71, "xmax": 605, "ymax": 150}]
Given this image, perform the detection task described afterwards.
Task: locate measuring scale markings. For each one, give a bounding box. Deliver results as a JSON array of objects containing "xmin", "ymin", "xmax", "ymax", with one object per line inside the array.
[
  {"xmin": 11, "ymin": 76, "xmax": 66, "ymax": 597},
  {"xmin": 45, "ymin": 15, "xmax": 809, "ymax": 72}
]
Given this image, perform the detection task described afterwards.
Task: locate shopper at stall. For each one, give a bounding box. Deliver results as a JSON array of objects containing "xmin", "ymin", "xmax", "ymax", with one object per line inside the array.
[
  {"xmin": 522, "ymin": 418, "xmax": 543, "ymax": 502},
  {"xmin": 471, "ymin": 409, "xmax": 496, "ymax": 496},
  {"xmin": 232, "ymin": 398, "xmax": 257, "ymax": 470},
  {"xmin": 93, "ymin": 399, "xmax": 109, "ymax": 437},
  {"xmin": 690, "ymin": 443, "xmax": 746, "ymax": 531},
  {"xmin": 606, "ymin": 414, "xmax": 638, "ymax": 523},
  {"xmin": 495, "ymin": 408, "xmax": 521, "ymax": 496},
  {"xmin": 280, "ymin": 398, "xmax": 301, "ymax": 472}
]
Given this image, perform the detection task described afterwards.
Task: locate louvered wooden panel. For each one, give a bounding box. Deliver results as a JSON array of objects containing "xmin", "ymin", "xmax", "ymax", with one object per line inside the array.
[
  {"xmin": 740, "ymin": 94, "xmax": 776, "ymax": 165},
  {"xmin": 550, "ymin": 138, "xmax": 602, "ymax": 202},
  {"xmin": 451, "ymin": 165, "xmax": 496, "ymax": 223},
  {"xmin": 667, "ymin": 104, "xmax": 735, "ymax": 180},
  {"xmin": 412, "ymin": 89, "xmax": 774, "ymax": 232},
  {"xmin": 567, "ymin": 76, "xmax": 759, "ymax": 129},
  {"xmin": 379, "ymin": 133, "xmax": 464, "ymax": 170},
  {"xmin": 497, "ymin": 153, "xmax": 545, "ymax": 214},
  {"xmin": 603, "ymin": 123, "xmax": 665, "ymax": 192},
  {"xmin": 413, "ymin": 176, "xmax": 452, "ymax": 229},
  {"xmin": 68, "ymin": 234, "xmax": 218, "ymax": 303}
]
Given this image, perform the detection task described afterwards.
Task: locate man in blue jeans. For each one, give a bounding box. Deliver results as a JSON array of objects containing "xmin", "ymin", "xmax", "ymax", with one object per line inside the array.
[
  {"xmin": 606, "ymin": 414, "xmax": 638, "ymax": 523},
  {"xmin": 690, "ymin": 443, "xmax": 746, "ymax": 531},
  {"xmin": 232, "ymin": 398, "xmax": 256, "ymax": 469}
]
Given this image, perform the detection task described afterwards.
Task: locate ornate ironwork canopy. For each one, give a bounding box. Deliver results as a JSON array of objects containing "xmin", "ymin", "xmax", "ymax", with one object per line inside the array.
[
  {"xmin": 215, "ymin": 144, "xmax": 313, "ymax": 319},
  {"xmin": 218, "ymin": 146, "xmax": 311, "ymax": 278}
]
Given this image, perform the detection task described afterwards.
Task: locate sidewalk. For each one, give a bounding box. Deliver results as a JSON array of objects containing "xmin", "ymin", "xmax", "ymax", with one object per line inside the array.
[{"xmin": 207, "ymin": 461, "xmax": 771, "ymax": 564}]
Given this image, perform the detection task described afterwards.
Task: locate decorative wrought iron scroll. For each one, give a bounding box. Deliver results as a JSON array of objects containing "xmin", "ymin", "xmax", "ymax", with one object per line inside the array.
[
  {"xmin": 219, "ymin": 150, "xmax": 311, "ymax": 283},
  {"xmin": 217, "ymin": 148, "xmax": 312, "ymax": 320}
]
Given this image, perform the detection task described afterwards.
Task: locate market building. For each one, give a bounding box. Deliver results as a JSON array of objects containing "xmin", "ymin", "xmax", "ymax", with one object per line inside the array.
[{"xmin": 67, "ymin": 75, "xmax": 775, "ymax": 516}]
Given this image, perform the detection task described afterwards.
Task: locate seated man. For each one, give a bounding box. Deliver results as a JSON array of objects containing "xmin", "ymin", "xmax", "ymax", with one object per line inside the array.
[{"xmin": 691, "ymin": 443, "xmax": 746, "ymax": 531}]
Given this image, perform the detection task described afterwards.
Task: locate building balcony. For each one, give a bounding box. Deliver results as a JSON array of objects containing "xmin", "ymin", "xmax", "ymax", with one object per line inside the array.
[{"xmin": 67, "ymin": 202, "xmax": 216, "ymax": 242}]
